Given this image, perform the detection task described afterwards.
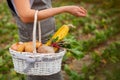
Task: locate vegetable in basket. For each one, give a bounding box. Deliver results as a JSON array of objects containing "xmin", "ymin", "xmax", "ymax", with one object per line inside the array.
[
  {"xmin": 11, "ymin": 24, "xmax": 72, "ymax": 53},
  {"xmin": 45, "ymin": 24, "xmax": 75, "ymax": 52},
  {"xmin": 46, "ymin": 25, "xmax": 70, "ymax": 46},
  {"xmin": 11, "ymin": 41, "xmax": 42, "ymax": 52},
  {"xmin": 11, "ymin": 42, "xmax": 25, "ymax": 52}
]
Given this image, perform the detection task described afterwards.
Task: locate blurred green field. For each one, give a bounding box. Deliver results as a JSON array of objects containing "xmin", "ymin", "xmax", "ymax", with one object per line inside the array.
[{"xmin": 0, "ymin": 0, "xmax": 120, "ymax": 80}]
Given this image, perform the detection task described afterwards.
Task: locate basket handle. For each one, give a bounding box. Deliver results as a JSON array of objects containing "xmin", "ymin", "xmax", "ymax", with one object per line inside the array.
[{"xmin": 33, "ymin": 10, "xmax": 41, "ymax": 53}]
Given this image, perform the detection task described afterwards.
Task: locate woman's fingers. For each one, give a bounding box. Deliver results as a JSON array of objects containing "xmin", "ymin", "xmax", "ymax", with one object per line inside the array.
[
  {"xmin": 80, "ymin": 7, "xmax": 87, "ymax": 12},
  {"xmin": 79, "ymin": 7, "xmax": 87, "ymax": 14},
  {"xmin": 76, "ymin": 12, "xmax": 86, "ymax": 17},
  {"xmin": 64, "ymin": 6, "xmax": 87, "ymax": 17}
]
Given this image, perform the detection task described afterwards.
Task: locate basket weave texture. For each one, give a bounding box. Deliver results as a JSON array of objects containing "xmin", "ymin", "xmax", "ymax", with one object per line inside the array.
[{"xmin": 9, "ymin": 48, "xmax": 66, "ymax": 75}]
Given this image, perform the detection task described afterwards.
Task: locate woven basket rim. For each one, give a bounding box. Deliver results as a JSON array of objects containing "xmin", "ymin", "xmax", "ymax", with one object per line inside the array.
[{"xmin": 9, "ymin": 48, "xmax": 66, "ymax": 57}]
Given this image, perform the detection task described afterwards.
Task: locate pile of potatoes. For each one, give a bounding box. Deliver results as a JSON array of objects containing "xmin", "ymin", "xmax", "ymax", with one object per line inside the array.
[{"xmin": 10, "ymin": 41, "xmax": 55, "ymax": 53}]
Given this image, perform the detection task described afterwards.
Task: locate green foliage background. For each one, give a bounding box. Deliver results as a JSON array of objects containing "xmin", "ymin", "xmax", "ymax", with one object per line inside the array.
[{"xmin": 0, "ymin": 0, "xmax": 120, "ymax": 80}]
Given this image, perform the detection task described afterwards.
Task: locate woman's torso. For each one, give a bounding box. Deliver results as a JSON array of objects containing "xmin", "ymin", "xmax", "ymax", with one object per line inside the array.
[{"xmin": 7, "ymin": 0, "xmax": 56, "ymax": 43}]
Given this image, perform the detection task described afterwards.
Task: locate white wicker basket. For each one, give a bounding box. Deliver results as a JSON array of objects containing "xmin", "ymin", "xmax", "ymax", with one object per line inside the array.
[{"xmin": 9, "ymin": 10, "xmax": 66, "ymax": 75}]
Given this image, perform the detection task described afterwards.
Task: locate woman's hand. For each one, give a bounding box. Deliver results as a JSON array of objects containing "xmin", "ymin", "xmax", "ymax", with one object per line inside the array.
[{"xmin": 63, "ymin": 6, "xmax": 87, "ymax": 17}]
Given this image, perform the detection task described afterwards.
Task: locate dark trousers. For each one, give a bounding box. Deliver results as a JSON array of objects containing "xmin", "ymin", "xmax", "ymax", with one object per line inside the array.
[{"xmin": 26, "ymin": 72, "xmax": 64, "ymax": 80}]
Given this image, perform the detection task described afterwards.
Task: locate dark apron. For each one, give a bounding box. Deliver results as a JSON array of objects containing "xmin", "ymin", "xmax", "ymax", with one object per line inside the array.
[{"xmin": 6, "ymin": 0, "xmax": 63, "ymax": 80}]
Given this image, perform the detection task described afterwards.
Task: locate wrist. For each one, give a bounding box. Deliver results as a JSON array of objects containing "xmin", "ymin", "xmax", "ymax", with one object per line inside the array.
[{"xmin": 59, "ymin": 6, "xmax": 70, "ymax": 13}]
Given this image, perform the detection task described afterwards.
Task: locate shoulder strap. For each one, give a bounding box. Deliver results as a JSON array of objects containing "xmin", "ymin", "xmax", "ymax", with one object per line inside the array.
[{"xmin": 6, "ymin": 0, "xmax": 17, "ymax": 15}]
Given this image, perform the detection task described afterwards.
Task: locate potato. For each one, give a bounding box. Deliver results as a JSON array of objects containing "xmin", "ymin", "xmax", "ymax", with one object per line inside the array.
[
  {"xmin": 24, "ymin": 42, "xmax": 33, "ymax": 52},
  {"xmin": 11, "ymin": 42, "xmax": 25, "ymax": 52},
  {"xmin": 11, "ymin": 41, "xmax": 42, "ymax": 52},
  {"xmin": 36, "ymin": 41, "xmax": 42, "ymax": 48},
  {"xmin": 11, "ymin": 42, "xmax": 19, "ymax": 51},
  {"xmin": 24, "ymin": 41, "xmax": 42, "ymax": 52},
  {"xmin": 37, "ymin": 45, "xmax": 55, "ymax": 53},
  {"xmin": 17, "ymin": 43, "xmax": 25, "ymax": 52}
]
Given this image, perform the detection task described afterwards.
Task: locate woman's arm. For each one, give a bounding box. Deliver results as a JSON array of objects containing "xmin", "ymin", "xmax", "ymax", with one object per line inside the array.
[{"xmin": 14, "ymin": 0, "xmax": 87, "ymax": 23}]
